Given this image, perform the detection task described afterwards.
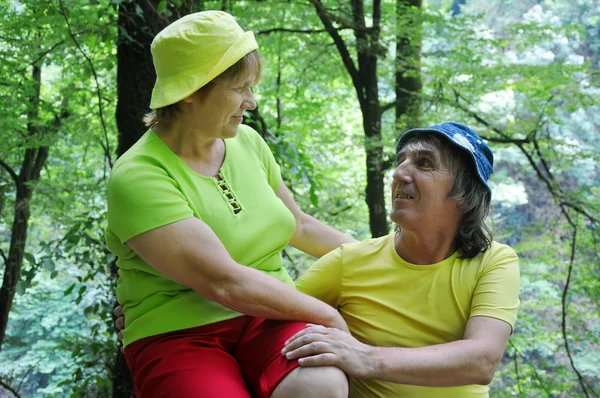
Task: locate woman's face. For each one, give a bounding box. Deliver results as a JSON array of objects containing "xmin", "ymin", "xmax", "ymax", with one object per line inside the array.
[{"xmin": 187, "ymin": 79, "xmax": 257, "ymax": 139}]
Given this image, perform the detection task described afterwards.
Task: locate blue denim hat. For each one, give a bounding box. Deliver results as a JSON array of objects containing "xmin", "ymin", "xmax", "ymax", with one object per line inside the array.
[{"xmin": 396, "ymin": 122, "xmax": 494, "ymax": 192}]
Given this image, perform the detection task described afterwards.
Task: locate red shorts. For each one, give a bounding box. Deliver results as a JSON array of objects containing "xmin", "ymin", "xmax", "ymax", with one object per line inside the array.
[{"xmin": 124, "ymin": 316, "xmax": 306, "ymax": 398}]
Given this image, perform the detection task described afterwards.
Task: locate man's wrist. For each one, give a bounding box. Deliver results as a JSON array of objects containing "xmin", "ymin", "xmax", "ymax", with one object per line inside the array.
[{"xmin": 364, "ymin": 345, "xmax": 382, "ymax": 379}]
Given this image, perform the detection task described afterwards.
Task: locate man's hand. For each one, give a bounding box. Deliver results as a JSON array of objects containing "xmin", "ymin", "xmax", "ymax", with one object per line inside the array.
[
  {"xmin": 281, "ymin": 324, "xmax": 374, "ymax": 378},
  {"xmin": 114, "ymin": 305, "xmax": 125, "ymax": 342}
]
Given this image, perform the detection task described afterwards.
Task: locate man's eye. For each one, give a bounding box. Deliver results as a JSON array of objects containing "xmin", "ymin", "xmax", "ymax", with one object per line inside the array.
[
  {"xmin": 234, "ymin": 87, "xmax": 245, "ymax": 93},
  {"xmin": 418, "ymin": 158, "xmax": 433, "ymax": 167}
]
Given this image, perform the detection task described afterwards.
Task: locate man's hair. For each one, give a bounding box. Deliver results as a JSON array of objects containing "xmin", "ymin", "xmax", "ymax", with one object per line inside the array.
[
  {"xmin": 401, "ymin": 133, "xmax": 492, "ymax": 258},
  {"xmin": 143, "ymin": 50, "xmax": 262, "ymax": 127}
]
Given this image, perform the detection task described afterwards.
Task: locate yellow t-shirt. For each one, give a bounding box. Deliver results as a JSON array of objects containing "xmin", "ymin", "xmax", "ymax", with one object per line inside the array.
[{"xmin": 296, "ymin": 233, "xmax": 520, "ymax": 398}]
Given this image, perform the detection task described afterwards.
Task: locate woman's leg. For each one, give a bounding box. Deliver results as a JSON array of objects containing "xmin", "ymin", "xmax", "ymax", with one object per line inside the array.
[
  {"xmin": 236, "ymin": 318, "xmax": 349, "ymax": 398},
  {"xmin": 270, "ymin": 366, "xmax": 348, "ymax": 398},
  {"xmin": 125, "ymin": 317, "xmax": 253, "ymax": 398}
]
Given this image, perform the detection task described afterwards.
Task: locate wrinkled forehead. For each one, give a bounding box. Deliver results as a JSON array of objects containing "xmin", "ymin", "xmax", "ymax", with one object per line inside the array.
[
  {"xmin": 397, "ymin": 134, "xmax": 446, "ymax": 160},
  {"xmin": 398, "ymin": 133, "xmax": 471, "ymax": 174}
]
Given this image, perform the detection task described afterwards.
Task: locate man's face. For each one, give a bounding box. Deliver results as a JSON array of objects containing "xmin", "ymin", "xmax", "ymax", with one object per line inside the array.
[{"xmin": 390, "ymin": 142, "xmax": 462, "ymax": 233}]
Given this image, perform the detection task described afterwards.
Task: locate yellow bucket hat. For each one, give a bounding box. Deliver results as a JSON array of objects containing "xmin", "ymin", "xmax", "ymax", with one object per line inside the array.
[{"xmin": 149, "ymin": 11, "xmax": 258, "ymax": 109}]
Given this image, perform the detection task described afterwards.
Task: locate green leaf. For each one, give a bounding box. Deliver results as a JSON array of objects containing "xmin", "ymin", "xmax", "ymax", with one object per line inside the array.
[
  {"xmin": 64, "ymin": 283, "xmax": 76, "ymax": 296},
  {"xmin": 43, "ymin": 257, "xmax": 56, "ymax": 272},
  {"xmin": 15, "ymin": 280, "xmax": 26, "ymax": 294},
  {"xmin": 156, "ymin": 0, "xmax": 167, "ymax": 14},
  {"xmin": 24, "ymin": 252, "xmax": 36, "ymax": 264}
]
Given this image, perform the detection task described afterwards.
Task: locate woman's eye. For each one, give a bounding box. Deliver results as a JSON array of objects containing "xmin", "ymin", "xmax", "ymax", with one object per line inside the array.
[{"xmin": 234, "ymin": 87, "xmax": 245, "ymax": 93}]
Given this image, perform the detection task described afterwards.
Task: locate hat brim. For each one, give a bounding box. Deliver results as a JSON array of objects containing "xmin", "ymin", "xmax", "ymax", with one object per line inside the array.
[
  {"xmin": 396, "ymin": 127, "xmax": 492, "ymax": 193},
  {"xmin": 149, "ymin": 31, "xmax": 258, "ymax": 109}
]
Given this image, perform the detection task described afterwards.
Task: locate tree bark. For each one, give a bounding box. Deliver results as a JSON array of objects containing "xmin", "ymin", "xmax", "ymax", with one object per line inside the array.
[
  {"xmin": 112, "ymin": 1, "xmax": 199, "ymax": 396},
  {"xmin": 112, "ymin": 2, "xmax": 167, "ymax": 396},
  {"xmin": 0, "ymin": 65, "xmax": 49, "ymax": 349},
  {"xmin": 310, "ymin": 0, "xmax": 390, "ymax": 237},
  {"xmin": 395, "ymin": 0, "xmax": 422, "ymax": 135}
]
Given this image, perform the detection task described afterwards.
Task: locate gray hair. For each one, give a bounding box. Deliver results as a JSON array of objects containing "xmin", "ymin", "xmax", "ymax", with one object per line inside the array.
[{"xmin": 400, "ymin": 133, "xmax": 492, "ymax": 258}]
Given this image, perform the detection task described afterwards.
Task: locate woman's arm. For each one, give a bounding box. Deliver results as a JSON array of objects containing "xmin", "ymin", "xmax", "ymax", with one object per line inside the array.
[
  {"xmin": 127, "ymin": 217, "xmax": 348, "ymax": 332},
  {"xmin": 275, "ymin": 182, "xmax": 357, "ymax": 258}
]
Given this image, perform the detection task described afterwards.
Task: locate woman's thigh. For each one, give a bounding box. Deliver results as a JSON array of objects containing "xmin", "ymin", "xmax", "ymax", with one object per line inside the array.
[
  {"xmin": 125, "ymin": 317, "xmax": 253, "ymax": 398},
  {"xmin": 235, "ymin": 318, "xmax": 308, "ymax": 398}
]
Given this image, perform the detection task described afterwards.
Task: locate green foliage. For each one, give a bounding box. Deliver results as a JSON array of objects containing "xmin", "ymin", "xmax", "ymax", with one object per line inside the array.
[{"xmin": 0, "ymin": 0, "xmax": 598, "ymax": 397}]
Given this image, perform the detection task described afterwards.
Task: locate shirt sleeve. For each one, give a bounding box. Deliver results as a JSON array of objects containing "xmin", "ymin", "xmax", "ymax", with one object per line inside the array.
[
  {"xmin": 242, "ymin": 125, "xmax": 282, "ymax": 191},
  {"xmin": 107, "ymin": 157, "xmax": 194, "ymax": 244},
  {"xmin": 295, "ymin": 247, "xmax": 343, "ymax": 308},
  {"xmin": 470, "ymin": 244, "xmax": 520, "ymax": 330}
]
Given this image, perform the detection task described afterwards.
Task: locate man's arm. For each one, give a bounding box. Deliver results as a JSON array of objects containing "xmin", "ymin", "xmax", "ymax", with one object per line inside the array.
[{"xmin": 282, "ymin": 315, "xmax": 511, "ymax": 386}]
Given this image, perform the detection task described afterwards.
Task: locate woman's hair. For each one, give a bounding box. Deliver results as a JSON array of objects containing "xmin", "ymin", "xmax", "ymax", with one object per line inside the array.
[
  {"xmin": 400, "ymin": 133, "xmax": 492, "ymax": 258},
  {"xmin": 143, "ymin": 50, "xmax": 263, "ymax": 127}
]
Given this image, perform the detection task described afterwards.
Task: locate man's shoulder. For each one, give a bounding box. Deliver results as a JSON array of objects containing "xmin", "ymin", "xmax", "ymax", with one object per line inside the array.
[
  {"xmin": 463, "ymin": 241, "xmax": 519, "ymax": 272},
  {"xmin": 485, "ymin": 241, "xmax": 518, "ymax": 260},
  {"xmin": 339, "ymin": 233, "xmax": 393, "ymax": 258}
]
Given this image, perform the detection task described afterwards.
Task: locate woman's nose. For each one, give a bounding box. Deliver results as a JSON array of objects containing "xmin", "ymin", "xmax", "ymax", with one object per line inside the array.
[{"xmin": 244, "ymin": 90, "xmax": 257, "ymax": 110}]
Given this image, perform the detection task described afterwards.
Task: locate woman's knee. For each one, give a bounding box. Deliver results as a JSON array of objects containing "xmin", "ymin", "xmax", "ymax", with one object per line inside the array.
[{"xmin": 270, "ymin": 366, "xmax": 348, "ymax": 398}]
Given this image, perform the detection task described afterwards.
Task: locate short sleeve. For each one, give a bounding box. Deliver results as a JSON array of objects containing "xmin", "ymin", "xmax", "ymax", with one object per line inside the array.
[
  {"xmin": 470, "ymin": 245, "xmax": 520, "ymax": 330},
  {"xmin": 107, "ymin": 158, "xmax": 194, "ymax": 243},
  {"xmin": 242, "ymin": 126, "xmax": 282, "ymax": 191},
  {"xmin": 295, "ymin": 247, "xmax": 343, "ymax": 308}
]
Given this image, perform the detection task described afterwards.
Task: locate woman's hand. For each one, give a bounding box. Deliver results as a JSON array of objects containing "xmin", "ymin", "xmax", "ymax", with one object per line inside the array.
[
  {"xmin": 114, "ymin": 305, "xmax": 125, "ymax": 342},
  {"xmin": 281, "ymin": 324, "xmax": 375, "ymax": 379}
]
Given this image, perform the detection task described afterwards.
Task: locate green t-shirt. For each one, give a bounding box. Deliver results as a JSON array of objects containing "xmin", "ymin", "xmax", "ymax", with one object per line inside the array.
[
  {"xmin": 106, "ymin": 125, "xmax": 296, "ymax": 347},
  {"xmin": 296, "ymin": 233, "xmax": 520, "ymax": 398}
]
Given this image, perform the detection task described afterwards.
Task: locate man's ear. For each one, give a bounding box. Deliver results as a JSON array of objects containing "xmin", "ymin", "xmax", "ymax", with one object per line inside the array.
[{"xmin": 181, "ymin": 95, "xmax": 194, "ymax": 104}]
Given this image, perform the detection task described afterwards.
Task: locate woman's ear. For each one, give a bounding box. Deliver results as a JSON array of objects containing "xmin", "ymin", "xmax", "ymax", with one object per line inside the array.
[{"xmin": 181, "ymin": 95, "xmax": 194, "ymax": 104}]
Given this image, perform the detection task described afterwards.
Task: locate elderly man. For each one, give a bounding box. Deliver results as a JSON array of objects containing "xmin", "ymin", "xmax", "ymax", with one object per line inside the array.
[{"xmin": 283, "ymin": 122, "xmax": 520, "ymax": 397}]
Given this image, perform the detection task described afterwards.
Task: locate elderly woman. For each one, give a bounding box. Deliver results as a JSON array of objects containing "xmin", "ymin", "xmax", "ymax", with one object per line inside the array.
[{"xmin": 106, "ymin": 11, "xmax": 352, "ymax": 398}]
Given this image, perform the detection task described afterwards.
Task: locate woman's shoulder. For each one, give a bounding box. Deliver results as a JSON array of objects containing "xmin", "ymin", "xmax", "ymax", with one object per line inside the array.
[{"xmin": 110, "ymin": 132, "xmax": 175, "ymax": 184}]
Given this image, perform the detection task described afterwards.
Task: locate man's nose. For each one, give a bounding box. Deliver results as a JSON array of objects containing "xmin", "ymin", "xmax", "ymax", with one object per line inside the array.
[{"xmin": 393, "ymin": 162, "xmax": 413, "ymax": 184}]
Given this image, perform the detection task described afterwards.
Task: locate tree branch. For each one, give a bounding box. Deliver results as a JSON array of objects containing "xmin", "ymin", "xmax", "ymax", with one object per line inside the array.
[
  {"xmin": 257, "ymin": 27, "xmax": 350, "ymax": 35},
  {"xmin": 508, "ymin": 340, "xmax": 553, "ymax": 396},
  {"xmin": 0, "ymin": 379, "xmax": 21, "ymax": 398},
  {"xmin": 17, "ymin": 40, "xmax": 65, "ymax": 74},
  {"xmin": 0, "ymin": 159, "xmax": 18, "ymax": 186},
  {"xmin": 58, "ymin": 0, "xmax": 113, "ymax": 169},
  {"xmin": 309, "ymin": 0, "xmax": 364, "ymax": 104},
  {"xmin": 433, "ymin": 88, "xmax": 599, "ymax": 225},
  {"xmin": 561, "ymin": 224, "xmax": 599, "ymax": 398},
  {"xmin": 0, "ymin": 248, "xmax": 7, "ymax": 267},
  {"xmin": 512, "ymin": 348, "xmax": 523, "ymax": 396}
]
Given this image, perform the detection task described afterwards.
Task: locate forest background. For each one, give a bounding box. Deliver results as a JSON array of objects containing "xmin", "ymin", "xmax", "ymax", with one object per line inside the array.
[{"xmin": 0, "ymin": 0, "xmax": 598, "ymax": 397}]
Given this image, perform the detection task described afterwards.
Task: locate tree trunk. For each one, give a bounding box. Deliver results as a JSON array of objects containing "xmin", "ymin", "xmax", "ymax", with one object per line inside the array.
[
  {"xmin": 310, "ymin": 0, "xmax": 405, "ymax": 237},
  {"xmin": 395, "ymin": 0, "xmax": 422, "ymax": 135},
  {"xmin": 112, "ymin": 2, "xmax": 166, "ymax": 396},
  {"xmin": 0, "ymin": 65, "xmax": 49, "ymax": 349},
  {"xmin": 112, "ymin": 1, "xmax": 198, "ymax": 396},
  {"xmin": 115, "ymin": 1, "xmax": 165, "ymax": 157},
  {"xmin": 361, "ymin": 63, "xmax": 388, "ymax": 238}
]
